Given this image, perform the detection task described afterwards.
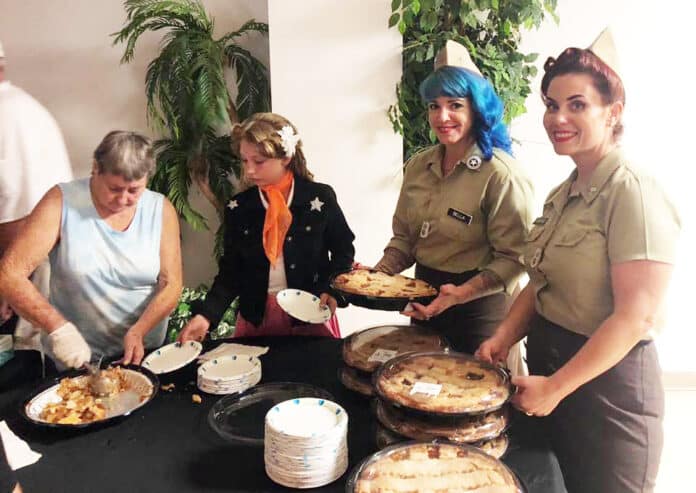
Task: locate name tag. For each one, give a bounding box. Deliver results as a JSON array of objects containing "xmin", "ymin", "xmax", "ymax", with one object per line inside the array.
[
  {"xmin": 410, "ymin": 381, "xmax": 442, "ymax": 397},
  {"xmin": 533, "ymin": 216, "xmax": 548, "ymax": 225},
  {"xmin": 368, "ymin": 349, "xmax": 398, "ymax": 363},
  {"xmin": 447, "ymin": 208, "xmax": 472, "ymax": 225}
]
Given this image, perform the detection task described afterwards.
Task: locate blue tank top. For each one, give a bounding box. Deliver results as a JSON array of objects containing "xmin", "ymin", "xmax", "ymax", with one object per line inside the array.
[{"xmin": 47, "ymin": 178, "xmax": 167, "ymax": 359}]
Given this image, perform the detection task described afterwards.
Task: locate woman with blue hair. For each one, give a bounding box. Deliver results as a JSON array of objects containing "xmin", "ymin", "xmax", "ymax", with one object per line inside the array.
[{"xmin": 374, "ymin": 41, "xmax": 534, "ymax": 354}]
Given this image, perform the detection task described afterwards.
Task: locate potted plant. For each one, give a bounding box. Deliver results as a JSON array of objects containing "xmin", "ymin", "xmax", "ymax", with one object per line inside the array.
[
  {"xmin": 388, "ymin": 0, "xmax": 558, "ymax": 159},
  {"xmin": 113, "ymin": 0, "xmax": 271, "ymax": 336},
  {"xmin": 113, "ymin": 0, "xmax": 270, "ymax": 239}
]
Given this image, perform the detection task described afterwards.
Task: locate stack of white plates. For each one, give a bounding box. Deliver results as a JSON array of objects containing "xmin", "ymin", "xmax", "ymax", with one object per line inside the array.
[
  {"xmin": 197, "ymin": 354, "xmax": 262, "ymax": 395},
  {"xmin": 264, "ymin": 398, "xmax": 349, "ymax": 488}
]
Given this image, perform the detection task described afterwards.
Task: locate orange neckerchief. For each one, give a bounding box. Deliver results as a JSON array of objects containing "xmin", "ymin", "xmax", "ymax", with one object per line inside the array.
[{"xmin": 261, "ymin": 171, "xmax": 294, "ymax": 266}]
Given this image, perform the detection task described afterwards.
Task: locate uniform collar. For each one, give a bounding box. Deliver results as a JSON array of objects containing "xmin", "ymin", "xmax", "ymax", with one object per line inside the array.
[
  {"xmin": 546, "ymin": 147, "xmax": 625, "ymax": 210},
  {"xmin": 427, "ymin": 143, "xmax": 485, "ymax": 178}
]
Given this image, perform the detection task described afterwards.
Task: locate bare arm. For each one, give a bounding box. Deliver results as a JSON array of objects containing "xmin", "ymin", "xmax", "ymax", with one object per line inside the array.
[
  {"xmin": 405, "ymin": 270, "xmax": 505, "ymax": 320},
  {"xmin": 0, "ymin": 187, "xmax": 65, "ymax": 332},
  {"xmin": 122, "ymin": 199, "xmax": 182, "ymax": 364},
  {"xmin": 512, "ymin": 260, "xmax": 672, "ymax": 415},
  {"xmin": 0, "ymin": 218, "xmax": 27, "ymax": 256}
]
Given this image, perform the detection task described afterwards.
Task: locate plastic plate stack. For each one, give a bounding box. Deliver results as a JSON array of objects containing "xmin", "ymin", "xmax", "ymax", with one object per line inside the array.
[
  {"xmin": 264, "ymin": 398, "xmax": 348, "ymax": 488},
  {"xmin": 197, "ymin": 354, "xmax": 262, "ymax": 395}
]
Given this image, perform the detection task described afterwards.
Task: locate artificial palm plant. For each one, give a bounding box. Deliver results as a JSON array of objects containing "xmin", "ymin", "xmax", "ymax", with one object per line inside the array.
[{"xmin": 113, "ymin": 0, "xmax": 270, "ymax": 233}]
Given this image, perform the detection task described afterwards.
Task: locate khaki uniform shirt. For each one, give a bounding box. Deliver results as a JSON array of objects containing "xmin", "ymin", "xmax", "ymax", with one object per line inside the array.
[
  {"xmin": 386, "ymin": 144, "xmax": 534, "ymax": 294},
  {"xmin": 525, "ymin": 148, "xmax": 681, "ymax": 337}
]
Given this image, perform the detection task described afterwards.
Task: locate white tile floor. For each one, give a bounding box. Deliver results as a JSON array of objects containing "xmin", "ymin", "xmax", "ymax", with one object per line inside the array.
[{"xmin": 655, "ymin": 389, "xmax": 696, "ymax": 492}]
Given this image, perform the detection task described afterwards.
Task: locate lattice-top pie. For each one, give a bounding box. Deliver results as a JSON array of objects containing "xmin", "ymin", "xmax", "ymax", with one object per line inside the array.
[
  {"xmin": 332, "ymin": 270, "xmax": 437, "ymax": 299},
  {"xmin": 352, "ymin": 442, "xmax": 521, "ymax": 493},
  {"xmin": 375, "ymin": 400, "xmax": 508, "ymax": 443},
  {"xmin": 343, "ymin": 325, "xmax": 448, "ymax": 372},
  {"xmin": 374, "ymin": 353, "xmax": 511, "ymax": 415}
]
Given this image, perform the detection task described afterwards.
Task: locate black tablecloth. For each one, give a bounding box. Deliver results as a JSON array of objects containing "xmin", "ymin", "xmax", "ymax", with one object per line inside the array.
[{"xmin": 0, "ymin": 336, "xmax": 566, "ymax": 493}]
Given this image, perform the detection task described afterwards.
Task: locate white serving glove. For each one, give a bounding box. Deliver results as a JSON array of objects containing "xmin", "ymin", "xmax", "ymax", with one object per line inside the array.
[{"xmin": 48, "ymin": 322, "xmax": 92, "ymax": 369}]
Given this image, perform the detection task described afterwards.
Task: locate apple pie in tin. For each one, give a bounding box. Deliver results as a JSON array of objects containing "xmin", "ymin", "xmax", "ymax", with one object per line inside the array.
[
  {"xmin": 342, "ymin": 325, "xmax": 449, "ymax": 373},
  {"xmin": 374, "ymin": 399, "xmax": 508, "ymax": 443},
  {"xmin": 373, "ymin": 352, "xmax": 512, "ymax": 416},
  {"xmin": 374, "ymin": 424, "xmax": 509, "ymax": 459},
  {"xmin": 348, "ymin": 441, "xmax": 523, "ymax": 493},
  {"xmin": 339, "ymin": 366, "xmax": 374, "ymax": 397},
  {"xmin": 331, "ymin": 269, "xmax": 437, "ymax": 311}
]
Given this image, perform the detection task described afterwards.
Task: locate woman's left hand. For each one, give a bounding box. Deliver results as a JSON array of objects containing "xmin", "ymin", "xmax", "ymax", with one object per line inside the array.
[
  {"xmin": 401, "ymin": 283, "xmax": 464, "ymax": 319},
  {"xmin": 122, "ymin": 330, "xmax": 145, "ymax": 365},
  {"xmin": 511, "ymin": 375, "xmax": 566, "ymax": 417},
  {"xmin": 319, "ymin": 293, "xmax": 338, "ymax": 315}
]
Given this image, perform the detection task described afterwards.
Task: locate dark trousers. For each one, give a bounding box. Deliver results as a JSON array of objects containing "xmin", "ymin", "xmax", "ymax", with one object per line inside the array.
[
  {"xmin": 527, "ymin": 314, "xmax": 664, "ymax": 493},
  {"xmin": 414, "ymin": 264, "xmax": 511, "ymax": 355}
]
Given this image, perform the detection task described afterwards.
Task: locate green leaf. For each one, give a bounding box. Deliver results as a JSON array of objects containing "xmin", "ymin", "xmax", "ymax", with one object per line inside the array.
[
  {"xmin": 398, "ymin": 19, "xmax": 407, "ymax": 35},
  {"xmin": 391, "ymin": 0, "xmax": 401, "ymax": 12},
  {"xmin": 411, "ymin": 0, "xmax": 421, "ymax": 15},
  {"xmin": 524, "ymin": 52, "xmax": 539, "ymax": 63},
  {"xmin": 389, "ymin": 12, "xmax": 400, "ymax": 28}
]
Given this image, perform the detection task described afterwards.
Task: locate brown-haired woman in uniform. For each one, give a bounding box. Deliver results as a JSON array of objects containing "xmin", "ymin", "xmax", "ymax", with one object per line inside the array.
[{"xmin": 476, "ymin": 30, "xmax": 680, "ymax": 492}]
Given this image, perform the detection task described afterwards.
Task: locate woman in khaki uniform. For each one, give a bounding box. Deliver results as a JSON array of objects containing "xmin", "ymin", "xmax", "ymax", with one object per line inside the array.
[
  {"xmin": 477, "ymin": 30, "xmax": 679, "ymax": 493},
  {"xmin": 375, "ymin": 41, "xmax": 534, "ymax": 354}
]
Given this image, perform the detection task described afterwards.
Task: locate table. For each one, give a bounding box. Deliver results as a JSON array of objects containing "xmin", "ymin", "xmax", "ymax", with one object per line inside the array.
[{"xmin": 0, "ymin": 336, "xmax": 567, "ymax": 492}]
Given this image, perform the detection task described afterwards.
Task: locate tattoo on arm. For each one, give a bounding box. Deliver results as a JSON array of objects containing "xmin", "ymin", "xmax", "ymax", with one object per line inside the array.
[{"xmin": 460, "ymin": 270, "xmax": 504, "ymax": 303}]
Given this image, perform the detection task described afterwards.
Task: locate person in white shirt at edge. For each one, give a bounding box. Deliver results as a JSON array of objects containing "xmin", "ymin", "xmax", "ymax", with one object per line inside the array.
[
  {"xmin": 0, "ymin": 130, "xmax": 182, "ymax": 370},
  {"xmin": 0, "ymin": 39, "xmax": 73, "ymax": 390}
]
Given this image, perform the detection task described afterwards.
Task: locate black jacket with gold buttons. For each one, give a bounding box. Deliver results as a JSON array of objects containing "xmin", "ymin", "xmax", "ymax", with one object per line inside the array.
[{"xmin": 192, "ymin": 178, "xmax": 355, "ymax": 329}]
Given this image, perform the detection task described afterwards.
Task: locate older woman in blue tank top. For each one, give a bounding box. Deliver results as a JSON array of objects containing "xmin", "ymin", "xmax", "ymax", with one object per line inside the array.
[{"xmin": 0, "ymin": 131, "xmax": 182, "ymax": 369}]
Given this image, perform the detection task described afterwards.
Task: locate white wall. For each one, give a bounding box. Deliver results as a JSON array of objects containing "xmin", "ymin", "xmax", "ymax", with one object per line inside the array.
[
  {"xmin": 267, "ymin": 0, "xmax": 408, "ymax": 334},
  {"xmin": 0, "ymin": 0, "xmax": 269, "ymax": 287},
  {"xmin": 5, "ymin": 0, "xmax": 693, "ymax": 360},
  {"xmin": 513, "ymin": 0, "xmax": 696, "ymax": 372}
]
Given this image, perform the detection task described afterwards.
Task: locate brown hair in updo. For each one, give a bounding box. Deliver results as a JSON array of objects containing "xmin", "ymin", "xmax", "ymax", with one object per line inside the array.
[{"xmin": 541, "ymin": 48, "xmax": 625, "ymax": 139}]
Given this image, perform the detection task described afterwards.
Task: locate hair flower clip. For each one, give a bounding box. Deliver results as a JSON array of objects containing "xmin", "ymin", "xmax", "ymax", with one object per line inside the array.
[{"xmin": 277, "ymin": 125, "xmax": 300, "ymax": 157}]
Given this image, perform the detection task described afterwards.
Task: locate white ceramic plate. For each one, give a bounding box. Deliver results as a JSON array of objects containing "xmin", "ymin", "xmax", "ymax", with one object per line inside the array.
[
  {"xmin": 276, "ymin": 289, "xmax": 331, "ymax": 324},
  {"xmin": 141, "ymin": 341, "xmax": 202, "ymax": 374}
]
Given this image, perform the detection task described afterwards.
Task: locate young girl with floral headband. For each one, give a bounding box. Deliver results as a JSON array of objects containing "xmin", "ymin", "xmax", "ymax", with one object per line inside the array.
[{"xmin": 179, "ymin": 113, "xmax": 355, "ymax": 339}]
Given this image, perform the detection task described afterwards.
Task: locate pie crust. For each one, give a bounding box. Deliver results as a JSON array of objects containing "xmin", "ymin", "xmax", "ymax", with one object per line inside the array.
[
  {"xmin": 374, "ymin": 352, "xmax": 511, "ymax": 415},
  {"xmin": 374, "ymin": 425, "xmax": 509, "ymax": 459},
  {"xmin": 343, "ymin": 325, "xmax": 448, "ymax": 372},
  {"xmin": 352, "ymin": 441, "xmax": 522, "ymax": 493},
  {"xmin": 339, "ymin": 366, "xmax": 374, "ymax": 396},
  {"xmin": 332, "ymin": 270, "xmax": 437, "ymax": 299},
  {"xmin": 375, "ymin": 400, "xmax": 508, "ymax": 443}
]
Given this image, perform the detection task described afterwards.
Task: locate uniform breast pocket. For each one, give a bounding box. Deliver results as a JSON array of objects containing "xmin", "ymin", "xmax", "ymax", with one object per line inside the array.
[
  {"xmin": 554, "ymin": 229, "xmax": 589, "ymax": 248},
  {"xmin": 439, "ymin": 208, "xmax": 478, "ymax": 242}
]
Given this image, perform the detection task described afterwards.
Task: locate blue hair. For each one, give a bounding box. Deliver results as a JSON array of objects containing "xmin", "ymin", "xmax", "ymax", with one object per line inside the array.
[{"xmin": 419, "ymin": 66, "xmax": 512, "ymax": 160}]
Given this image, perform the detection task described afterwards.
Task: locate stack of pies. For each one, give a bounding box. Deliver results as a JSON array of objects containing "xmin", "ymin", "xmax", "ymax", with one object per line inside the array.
[
  {"xmin": 348, "ymin": 441, "xmax": 523, "ymax": 492},
  {"xmin": 339, "ymin": 325, "xmax": 449, "ymax": 397},
  {"xmin": 370, "ymin": 351, "xmax": 512, "ymax": 459},
  {"xmin": 331, "ymin": 269, "xmax": 437, "ymax": 310}
]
